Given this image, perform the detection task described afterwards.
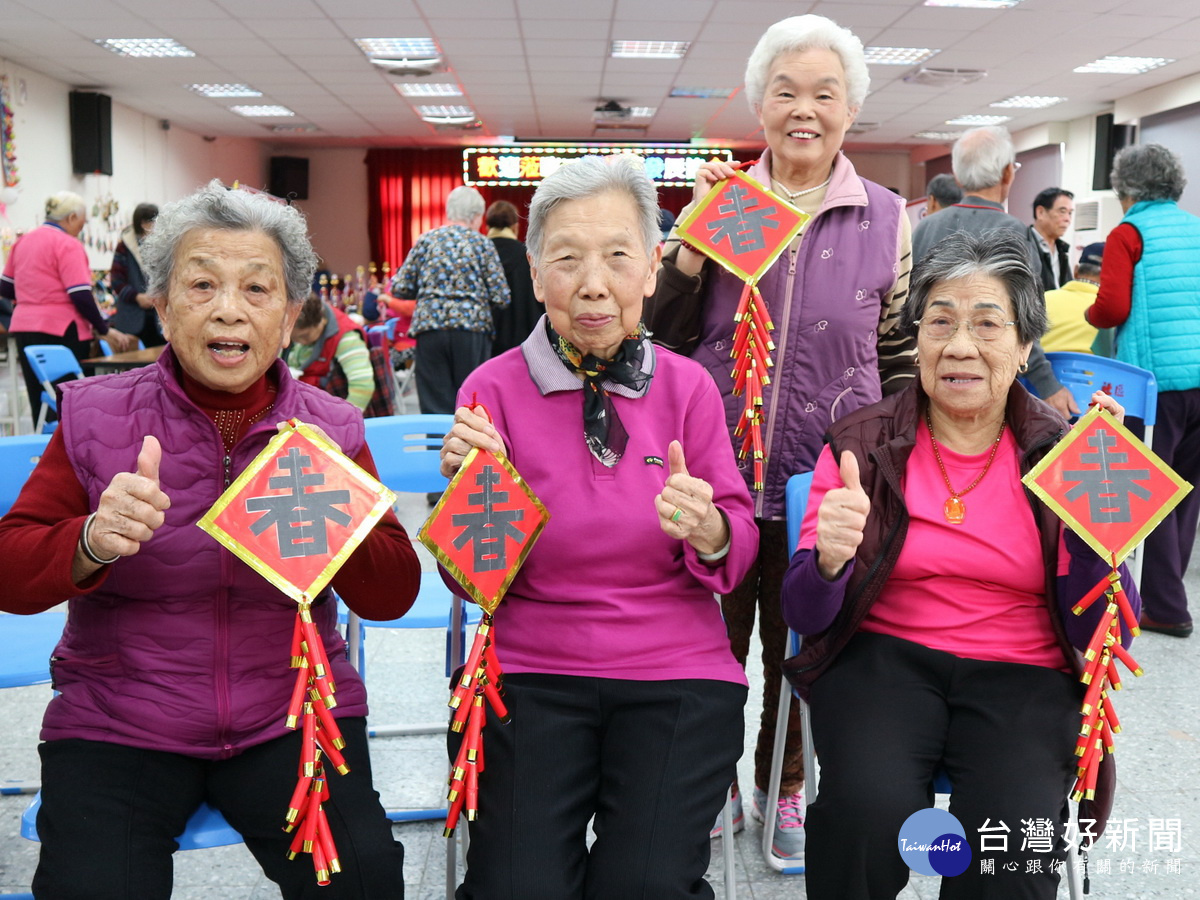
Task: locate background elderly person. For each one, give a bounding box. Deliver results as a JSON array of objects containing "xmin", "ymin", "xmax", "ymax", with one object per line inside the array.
[
  {"xmin": 782, "ymin": 230, "xmax": 1139, "ymax": 899},
  {"xmin": 109, "ymin": 200, "xmax": 166, "ymax": 349},
  {"xmin": 923, "ymin": 172, "xmax": 962, "ymax": 216},
  {"xmin": 391, "ymin": 185, "xmax": 510, "ymax": 419},
  {"xmin": 644, "ymin": 14, "xmax": 915, "ymax": 855},
  {"xmin": 441, "ymin": 157, "xmax": 757, "ymax": 900},
  {"xmin": 1086, "ymin": 144, "xmax": 1200, "ymax": 637},
  {"xmin": 484, "ymin": 199, "xmax": 540, "ymax": 357},
  {"xmin": 287, "ymin": 290, "xmax": 376, "ymax": 412},
  {"xmin": 0, "ymin": 180, "xmax": 417, "ymax": 898},
  {"xmin": 1, "ymin": 191, "xmax": 134, "ymax": 428}
]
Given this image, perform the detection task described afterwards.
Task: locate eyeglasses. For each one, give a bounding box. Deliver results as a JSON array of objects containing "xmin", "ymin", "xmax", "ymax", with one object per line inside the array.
[{"xmin": 918, "ymin": 313, "xmax": 1017, "ymax": 342}]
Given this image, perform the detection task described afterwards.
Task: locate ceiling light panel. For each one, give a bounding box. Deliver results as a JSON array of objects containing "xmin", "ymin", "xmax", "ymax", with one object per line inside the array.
[
  {"xmin": 230, "ymin": 105, "xmax": 295, "ymax": 117},
  {"xmin": 611, "ymin": 40, "xmax": 690, "ymax": 59},
  {"xmin": 95, "ymin": 38, "xmax": 195, "ymax": 57},
  {"xmin": 923, "ymin": 0, "xmax": 1022, "ymax": 7},
  {"xmin": 914, "ymin": 131, "xmax": 966, "ymax": 140},
  {"xmin": 628, "ymin": 107, "xmax": 657, "ymax": 118},
  {"xmin": 669, "ymin": 86, "xmax": 735, "ymax": 99},
  {"xmin": 1073, "ymin": 56, "xmax": 1173, "ymax": 74},
  {"xmin": 354, "ymin": 37, "xmax": 439, "ymax": 58},
  {"xmin": 188, "ymin": 83, "xmax": 262, "ymax": 98},
  {"xmin": 416, "ymin": 105, "xmax": 474, "ymax": 117},
  {"xmin": 990, "ymin": 95, "xmax": 1066, "ymax": 109},
  {"xmin": 396, "ymin": 83, "xmax": 463, "ymax": 97},
  {"xmin": 864, "ymin": 47, "xmax": 938, "ymax": 65},
  {"xmin": 945, "ymin": 114, "xmax": 1010, "ymax": 125}
]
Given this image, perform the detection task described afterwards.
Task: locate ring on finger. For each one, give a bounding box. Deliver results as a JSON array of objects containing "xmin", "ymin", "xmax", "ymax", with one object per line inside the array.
[{"xmin": 671, "ymin": 507, "xmax": 684, "ymax": 523}]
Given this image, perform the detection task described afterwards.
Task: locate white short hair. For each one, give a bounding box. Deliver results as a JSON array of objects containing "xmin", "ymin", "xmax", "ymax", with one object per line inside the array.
[
  {"xmin": 45, "ymin": 191, "xmax": 85, "ymax": 221},
  {"xmin": 445, "ymin": 186, "xmax": 485, "ymax": 224},
  {"xmin": 952, "ymin": 126, "xmax": 1016, "ymax": 193},
  {"xmin": 744, "ymin": 15, "xmax": 869, "ymax": 113}
]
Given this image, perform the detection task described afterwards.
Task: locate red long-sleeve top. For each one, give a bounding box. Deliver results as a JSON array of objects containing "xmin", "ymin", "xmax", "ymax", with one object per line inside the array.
[
  {"xmin": 0, "ymin": 368, "xmax": 416, "ymax": 620},
  {"xmin": 1085, "ymin": 222, "xmax": 1143, "ymax": 329}
]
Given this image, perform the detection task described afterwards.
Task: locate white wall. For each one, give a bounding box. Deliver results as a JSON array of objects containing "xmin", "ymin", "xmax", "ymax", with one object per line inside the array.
[
  {"xmin": 0, "ymin": 56, "xmax": 267, "ymax": 270},
  {"xmin": 844, "ymin": 150, "xmax": 912, "ymax": 199},
  {"xmin": 285, "ymin": 148, "xmax": 372, "ymax": 277}
]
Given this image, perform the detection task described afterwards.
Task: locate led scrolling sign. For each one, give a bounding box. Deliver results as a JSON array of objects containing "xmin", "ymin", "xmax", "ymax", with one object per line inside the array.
[{"xmin": 463, "ymin": 146, "xmax": 735, "ymax": 187}]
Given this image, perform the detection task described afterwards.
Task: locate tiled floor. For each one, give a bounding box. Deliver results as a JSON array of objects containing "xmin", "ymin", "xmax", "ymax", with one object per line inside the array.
[{"xmin": 2, "ymin": 494, "xmax": 1198, "ymax": 898}]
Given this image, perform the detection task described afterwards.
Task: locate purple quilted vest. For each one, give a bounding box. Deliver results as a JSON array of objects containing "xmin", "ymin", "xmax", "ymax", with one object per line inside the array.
[
  {"xmin": 693, "ymin": 151, "xmax": 903, "ymax": 520},
  {"xmin": 46, "ymin": 348, "xmax": 367, "ymax": 759}
]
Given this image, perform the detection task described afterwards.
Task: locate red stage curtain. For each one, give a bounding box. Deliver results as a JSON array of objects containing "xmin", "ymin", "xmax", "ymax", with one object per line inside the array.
[{"xmin": 367, "ymin": 147, "xmax": 697, "ymax": 271}]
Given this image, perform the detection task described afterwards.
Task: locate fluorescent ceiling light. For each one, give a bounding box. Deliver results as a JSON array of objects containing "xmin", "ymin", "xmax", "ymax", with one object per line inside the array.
[
  {"xmin": 95, "ymin": 38, "xmax": 195, "ymax": 57},
  {"xmin": 924, "ymin": 0, "xmax": 1022, "ymax": 7},
  {"xmin": 670, "ymin": 86, "xmax": 735, "ymax": 99},
  {"xmin": 628, "ymin": 107, "xmax": 657, "ymax": 118},
  {"xmin": 271, "ymin": 124, "xmax": 320, "ymax": 133},
  {"xmin": 611, "ymin": 40, "xmax": 690, "ymax": 59},
  {"xmin": 187, "ymin": 83, "xmax": 262, "ymax": 98},
  {"xmin": 864, "ymin": 47, "xmax": 938, "ymax": 65},
  {"xmin": 416, "ymin": 105, "xmax": 474, "ymax": 118},
  {"xmin": 1074, "ymin": 56, "xmax": 1173, "ymax": 74},
  {"xmin": 945, "ymin": 114, "xmax": 1010, "ymax": 125},
  {"xmin": 354, "ymin": 37, "xmax": 439, "ymax": 57},
  {"xmin": 396, "ymin": 83, "xmax": 463, "ymax": 97},
  {"xmin": 990, "ymin": 95, "xmax": 1066, "ymax": 109},
  {"xmin": 914, "ymin": 131, "xmax": 965, "ymax": 140},
  {"xmin": 230, "ymin": 105, "xmax": 295, "ymax": 117}
]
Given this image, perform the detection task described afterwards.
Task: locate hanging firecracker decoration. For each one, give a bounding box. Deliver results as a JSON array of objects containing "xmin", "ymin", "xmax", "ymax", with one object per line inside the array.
[
  {"xmin": 673, "ymin": 169, "xmax": 808, "ymax": 490},
  {"xmin": 1023, "ymin": 405, "xmax": 1191, "ymax": 802},
  {"xmin": 419, "ymin": 400, "xmax": 549, "ymax": 834},
  {"xmin": 199, "ymin": 420, "xmax": 397, "ymax": 884}
]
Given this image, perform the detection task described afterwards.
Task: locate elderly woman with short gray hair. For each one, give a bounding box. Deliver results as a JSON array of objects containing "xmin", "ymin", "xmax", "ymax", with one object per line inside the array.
[
  {"xmin": 782, "ymin": 229, "xmax": 1139, "ymax": 899},
  {"xmin": 0, "ymin": 179, "xmax": 418, "ymax": 898},
  {"xmin": 1086, "ymin": 143, "xmax": 1200, "ymax": 639},
  {"xmin": 441, "ymin": 156, "xmax": 757, "ymax": 899},
  {"xmin": 391, "ymin": 184, "xmax": 511, "ymax": 421},
  {"xmin": 1, "ymin": 190, "xmax": 136, "ymax": 427}
]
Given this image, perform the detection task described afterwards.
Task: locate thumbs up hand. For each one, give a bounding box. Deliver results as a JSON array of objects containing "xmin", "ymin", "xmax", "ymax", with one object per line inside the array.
[
  {"xmin": 814, "ymin": 450, "xmax": 870, "ymax": 580},
  {"xmin": 80, "ymin": 435, "xmax": 172, "ymax": 572},
  {"xmin": 656, "ymin": 440, "xmax": 729, "ymax": 557}
]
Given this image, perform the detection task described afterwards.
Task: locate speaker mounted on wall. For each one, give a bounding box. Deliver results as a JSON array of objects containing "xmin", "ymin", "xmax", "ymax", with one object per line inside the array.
[
  {"xmin": 1092, "ymin": 113, "xmax": 1137, "ymax": 192},
  {"xmin": 269, "ymin": 156, "xmax": 309, "ymax": 200},
  {"xmin": 69, "ymin": 91, "xmax": 113, "ymax": 176}
]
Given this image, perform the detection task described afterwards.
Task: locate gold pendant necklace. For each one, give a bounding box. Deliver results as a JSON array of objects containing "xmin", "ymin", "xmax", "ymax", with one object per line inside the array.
[{"xmin": 925, "ymin": 409, "xmax": 1006, "ymax": 525}]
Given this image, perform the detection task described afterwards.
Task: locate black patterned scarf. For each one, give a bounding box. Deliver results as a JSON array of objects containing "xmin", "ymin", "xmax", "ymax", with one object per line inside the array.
[{"xmin": 547, "ymin": 319, "xmax": 651, "ymax": 467}]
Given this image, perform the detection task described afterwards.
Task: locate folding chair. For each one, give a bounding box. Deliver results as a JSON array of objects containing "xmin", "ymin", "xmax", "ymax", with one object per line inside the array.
[
  {"xmin": 1045, "ymin": 352, "xmax": 1158, "ymax": 590},
  {"xmin": 773, "ymin": 471, "xmax": 1084, "ymax": 898},
  {"xmin": 21, "ymin": 345, "xmax": 84, "ymax": 434},
  {"xmin": 0, "ymin": 433, "xmax": 51, "ymax": 517}
]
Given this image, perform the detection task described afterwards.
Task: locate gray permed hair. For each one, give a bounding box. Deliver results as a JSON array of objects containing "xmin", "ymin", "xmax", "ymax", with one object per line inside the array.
[
  {"xmin": 526, "ymin": 155, "xmax": 660, "ymax": 263},
  {"xmin": 902, "ymin": 229, "xmax": 1048, "ymax": 345},
  {"xmin": 744, "ymin": 15, "xmax": 869, "ymax": 113},
  {"xmin": 951, "ymin": 126, "xmax": 1016, "ymax": 193},
  {"xmin": 1111, "ymin": 143, "xmax": 1188, "ymax": 203},
  {"xmin": 446, "ymin": 186, "xmax": 486, "ymax": 225},
  {"xmin": 141, "ymin": 180, "xmax": 317, "ymax": 304}
]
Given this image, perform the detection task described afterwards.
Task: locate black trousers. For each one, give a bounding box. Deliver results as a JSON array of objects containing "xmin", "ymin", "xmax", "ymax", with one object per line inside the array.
[
  {"xmin": 13, "ymin": 324, "xmax": 90, "ymax": 428},
  {"xmin": 451, "ymin": 673, "xmax": 747, "ymax": 900},
  {"xmin": 415, "ymin": 329, "xmax": 492, "ymax": 415},
  {"xmin": 805, "ymin": 633, "xmax": 1082, "ymax": 900},
  {"xmin": 33, "ymin": 718, "xmax": 404, "ymax": 900}
]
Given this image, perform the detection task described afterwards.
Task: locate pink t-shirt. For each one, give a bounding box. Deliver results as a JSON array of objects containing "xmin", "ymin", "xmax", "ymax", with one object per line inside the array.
[
  {"xmin": 802, "ymin": 424, "xmax": 1069, "ymax": 670},
  {"xmin": 4, "ymin": 223, "xmax": 95, "ymax": 338}
]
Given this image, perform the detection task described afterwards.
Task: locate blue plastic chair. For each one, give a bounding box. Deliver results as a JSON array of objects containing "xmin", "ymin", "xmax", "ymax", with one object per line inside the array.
[
  {"xmin": 21, "ymin": 793, "xmax": 242, "ymax": 850},
  {"xmin": 21, "ymin": 345, "xmax": 84, "ymax": 433},
  {"xmin": 0, "ymin": 433, "xmax": 51, "ymax": 517}
]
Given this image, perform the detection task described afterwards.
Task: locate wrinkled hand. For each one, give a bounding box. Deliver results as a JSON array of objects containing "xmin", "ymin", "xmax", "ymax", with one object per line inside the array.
[
  {"xmin": 441, "ymin": 405, "xmax": 505, "ymax": 478},
  {"xmin": 655, "ymin": 440, "xmax": 727, "ymax": 556},
  {"xmin": 87, "ymin": 436, "xmax": 171, "ymax": 560},
  {"xmin": 1044, "ymin": 386, "xmax": 1081, "ymax": 419},
  {"xmin": 815, "ymin": 451, "xmax": 870, "ymax": 581},
  {"xmin": 105, "ymin": 328, "xmax": 137, "ymax": 353},
  {"xmin": 1077, "ymin": 390, "xmax": 1126, "ymax": 426},
  {"xmin": 688, "ymin": 159, "xmax": 742, "ymax": 207}
]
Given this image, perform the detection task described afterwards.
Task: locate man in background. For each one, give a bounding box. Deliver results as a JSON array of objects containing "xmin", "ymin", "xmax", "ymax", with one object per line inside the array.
[
  {"xmin": 923, "ymin": 173, "xmax": 962, "ymax": 216},
  {"xmin": 1028, "ymin": 187, "xmax": 1075, "ymax": 290}
]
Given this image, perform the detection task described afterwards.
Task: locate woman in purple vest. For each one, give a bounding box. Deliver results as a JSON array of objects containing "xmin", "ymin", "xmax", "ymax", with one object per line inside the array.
[
  {"xmin": 0, "ymin": 181, "xmax": 418, "ymax": 899},
  {"xmin": 645, "ymin": 14, "xmax": 917, "ymax": 857}
]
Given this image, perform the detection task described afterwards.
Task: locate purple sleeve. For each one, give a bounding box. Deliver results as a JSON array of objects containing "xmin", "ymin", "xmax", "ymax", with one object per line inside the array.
[
  {"xmin": 67, "ymin": 285, "xmax": 109, "ymax": 333},
  {"xmin": 781, "ymin": 546, "xmax": 853, "ymax": 635},
  {"xmin": 1056, "ymin": 528, "xmax": 1140, "ymax": 650}
]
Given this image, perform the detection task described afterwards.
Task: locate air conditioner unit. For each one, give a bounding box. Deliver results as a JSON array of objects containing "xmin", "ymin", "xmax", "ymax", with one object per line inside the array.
[
  {"xmin": 370, "ymin": 56, "xmax": 445, "ymax": 77},
  {"xmin": 594, "ymin": 100, "xmax": 632, "ymax": 122},
  {"xmin": 1072, "ymin": 196, "xmax": 1123, "ymax": 237},
  {"xmin": 903, "ymin": 67, "xmax": 987, "ymax": 87}
]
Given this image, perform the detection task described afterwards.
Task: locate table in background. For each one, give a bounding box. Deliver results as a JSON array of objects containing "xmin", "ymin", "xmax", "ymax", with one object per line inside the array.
[{"xmin": 81, "ymin": 344, "xmax": 166, "ymax": 375}]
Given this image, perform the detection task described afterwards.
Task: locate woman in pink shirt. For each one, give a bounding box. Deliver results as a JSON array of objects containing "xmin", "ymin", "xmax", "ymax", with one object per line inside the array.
[
  {"xmin": 0, "ymin": 191, "xmax": 133, "ymax": 427},
  {"xmin": 440, "ymin": 157, "xmax": 757, "ymax": 900},
  {"xmin": 782, "ymin": 230, "xmax": 1140, "ymax": 899}
]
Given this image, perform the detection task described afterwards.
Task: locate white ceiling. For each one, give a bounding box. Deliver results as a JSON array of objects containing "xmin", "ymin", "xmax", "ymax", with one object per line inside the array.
[{"xmin": 2, "ymin": 0, "xmax": 1199, "ymax": 151}]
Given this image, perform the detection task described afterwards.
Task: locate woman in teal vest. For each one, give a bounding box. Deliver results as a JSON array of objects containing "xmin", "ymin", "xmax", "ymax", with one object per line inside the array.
[{"xmin": 1086, "ymin": 143, "xmax": 1200, "ymax": 638}]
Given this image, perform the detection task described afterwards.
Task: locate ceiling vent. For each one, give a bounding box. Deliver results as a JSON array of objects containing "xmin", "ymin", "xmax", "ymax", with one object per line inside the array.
[
  {"xmin": 370, "ymin": 55, "xmax": 445, "ymax": 77},
  {"xmin": 847, "ymin": 121, "xmax": 880, "ymax": 134},
  {"xmin": 1074, "ymin": 201, "xmax": 1100, "ymax": 231},
  {"xmin": 903, "ymin": 67, "xmax": 987, "ymax": 87}
]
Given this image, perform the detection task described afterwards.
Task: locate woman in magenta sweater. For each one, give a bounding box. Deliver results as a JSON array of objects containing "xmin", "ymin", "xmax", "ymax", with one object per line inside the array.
[
  {"xmin": 439, "ymin": 157, "xmax": 758, "ymax": 899},
  {"xmin": 782, "ymin": 230, "xmax": 1140, "ymax": 899}
]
